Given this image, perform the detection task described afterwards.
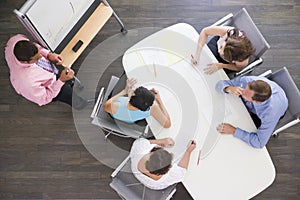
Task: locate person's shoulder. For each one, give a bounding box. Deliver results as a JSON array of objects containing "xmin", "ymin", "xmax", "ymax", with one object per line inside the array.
[
  {"xmin": 130, "ymin": 138, "xmax": 151, "ymax": 155},
  {"xmin": 240, "ymin": 75, "xmax": 262, "ymax": 82},
  {"xmin": 133, "ymin": 138, "xmax": 149, "ymax": 146},
  {"xmin": 8, "ymin": 34, "xmax": 29, "ymax": 43},
  {"xmin": 165, "ymin": 164, "xmax": 187, "ymax": 181},
  {"xmin": 6, "ymin": 34, "xmax": 30, "ymax": 51}
]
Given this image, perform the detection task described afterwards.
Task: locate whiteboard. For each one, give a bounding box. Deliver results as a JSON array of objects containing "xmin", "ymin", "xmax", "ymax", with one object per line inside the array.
[{"xmin": 20, "ymin": 0, "xmax": 97, "ymax": 51}]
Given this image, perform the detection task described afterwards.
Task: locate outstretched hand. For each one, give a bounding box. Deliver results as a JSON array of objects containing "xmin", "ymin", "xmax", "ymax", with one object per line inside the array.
[
  {"xmin": 217, "ymin": 123, "xmax": 236, "ymax": 135},
  {"xmin": 160, "ymin": 137, "xmax": 175, "ymax": 148},
  {"xmin": 48, "ymin": 52, "xmax": 63, "ymax": 65},
  {"xmin": 203, "ymin": 63, "xmax": 220, "ymax": 74},
  {"xmin": 191, "ymin": 54, "xmax": 200, "ymax": 66},
  {"xmin": 151, "ymin": 137, "xmax": 175, "ymax": 148}
]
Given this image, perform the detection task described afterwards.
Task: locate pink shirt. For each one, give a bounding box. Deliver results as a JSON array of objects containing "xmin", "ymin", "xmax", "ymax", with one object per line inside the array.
[{"xmin": 5, "ymin": 34, "xmax": 64, "ymax": 106}]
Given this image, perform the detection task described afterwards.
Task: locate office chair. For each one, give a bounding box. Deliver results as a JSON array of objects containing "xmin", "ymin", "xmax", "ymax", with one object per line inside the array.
[
  {"xmin": 91, "ymin": 75, "xmax": 151, "ymax": 140},
  {"xmin": 110, "ymin": 155, "xmax": 177, "ymax": 200},
  {"xmin": 209, "ymin": 8, "xmax": 270, "ymax": 78},
  {"xmin": 260, "ymin": 67, "xmax": 300, "ymax": 136}
]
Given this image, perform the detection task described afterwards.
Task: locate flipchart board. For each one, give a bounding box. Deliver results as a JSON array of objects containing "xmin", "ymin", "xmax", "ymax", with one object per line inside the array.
[{"xmin": 14, "ymin": 0, "xmax": 100, "ymax": 53}]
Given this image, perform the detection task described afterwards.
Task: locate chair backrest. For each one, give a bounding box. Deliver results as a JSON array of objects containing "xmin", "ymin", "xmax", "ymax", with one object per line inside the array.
[
  {"xmin": 231, "ymin": 8, "xmax": 270, "ymax": 59},
  {"xmin": 268, "ymin": 67, "xmax": 300, "ymax": 126},
  {"xmin": 91, "ymin": 75, "xmax": 148, "ymax": 139},
  {"xmin": 110, "ymin": 156, "xmax": 177, "ymax": 200}
]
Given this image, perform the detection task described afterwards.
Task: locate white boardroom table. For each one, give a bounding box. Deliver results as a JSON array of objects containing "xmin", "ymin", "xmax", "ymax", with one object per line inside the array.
[{"xmin": 122, "ymin": 23, "xmax": 275, "ymax": 200}]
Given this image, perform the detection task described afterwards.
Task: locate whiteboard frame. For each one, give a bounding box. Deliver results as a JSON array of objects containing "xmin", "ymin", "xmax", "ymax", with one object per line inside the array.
[{"xmin": 14, "ymin": 0, "xmax": 102, "ymax": 53}]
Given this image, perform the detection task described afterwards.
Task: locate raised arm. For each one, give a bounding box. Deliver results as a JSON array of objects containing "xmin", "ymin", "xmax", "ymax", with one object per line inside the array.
[
  {"xmin": 150, "ymin": 88, "xmax": 171, "ymax": 128},
  {"xmin": 206, "ymin": 58, "xmax": 249, "ymax": 74},
  {"xmin": 192, "ymin": 26, "xmax": 230, "ymax": 65},
  {"xmin": 178, "ymin": 140, "xmax": 196, "ymax": 169}
]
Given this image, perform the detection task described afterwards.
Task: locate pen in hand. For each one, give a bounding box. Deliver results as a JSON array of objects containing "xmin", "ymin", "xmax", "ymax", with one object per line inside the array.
[{"xmin": 191, "ymin": 54, "xmax": 198, "ymax": 65}]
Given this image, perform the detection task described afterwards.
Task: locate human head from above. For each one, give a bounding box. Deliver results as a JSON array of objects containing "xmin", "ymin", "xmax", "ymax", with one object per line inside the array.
[
  {"xmin": 129, "ymin": 86, "xmax": 155, "ymax": 111},
  {"xmin": 145, "ymin": 147, "xmax": 173, "ymax": 175},
  {"xmin": 242, "ymin": 80, "xmax": 272, "ymax": 103},
  {"xmin": 219, "ymin": 28, "xmax": 256, "ymax": 63},
  {"xmin": 14, "ymin": 40, "xmax": 41, "ymax": 64}
]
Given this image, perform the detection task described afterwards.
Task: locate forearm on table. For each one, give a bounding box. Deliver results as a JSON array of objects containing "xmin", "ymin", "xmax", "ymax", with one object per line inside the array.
[
  {"xmin": 221, "ymin": 58, "xmax": 249, "ymax": 72},
  {"xmin": 149, "ymin": 138, "xmax": 165, "ymax": 146},
  {"xmin": 234, "ymin": 127, "xmax": 271, "ymax": 149},
  {"xmin": 156, "ymin": 100, "xmax": 171, "ymax": 127},
  {"xmin": 219, "ymin": 63, "xmax": 244, "ymax": 72}
]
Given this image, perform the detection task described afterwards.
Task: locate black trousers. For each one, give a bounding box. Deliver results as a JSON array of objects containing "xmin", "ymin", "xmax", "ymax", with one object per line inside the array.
[{"xmin": 52, "ymin": 65, "xmax": 86, "ymax": 109}]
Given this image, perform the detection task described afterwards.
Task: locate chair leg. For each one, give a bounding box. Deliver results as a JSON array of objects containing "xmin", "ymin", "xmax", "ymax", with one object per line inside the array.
[
  {"xmin": 74, "ymin": 76, "xmax": 84, "ymax": 90},
  {"xmin": 102, "ymin": 0, "xmax": 127, "ymax": 34},
  {"xmin": 272, "ymin": 133, "xmax": 279, "ymax": 138},
  {"xmin": 104, "ymin": 130, "xmax": 113, "ymax": 141}
]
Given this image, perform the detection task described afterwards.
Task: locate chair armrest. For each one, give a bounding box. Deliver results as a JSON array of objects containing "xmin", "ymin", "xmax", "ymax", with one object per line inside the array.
[
  {"xmin": 111, "ymin": 155, "xmax": 131, "ymax": 178},
  {"xmin": 259, "ymin": 70, "xmax": 272, "ymax": 77},
  {"xmin": 210, "ymin": 13, "xmax": 233, "ymax": 27},
  {"xmin": 273, "ymin": 118, "xmax": 300, "ymax": 136},
  {"xmin": 90, "ymin": 87, "xmax": 105, "ymax": 118},
  {"xmin": 235, "ymin": 57, "xmax": 263, "ymax": 77}
]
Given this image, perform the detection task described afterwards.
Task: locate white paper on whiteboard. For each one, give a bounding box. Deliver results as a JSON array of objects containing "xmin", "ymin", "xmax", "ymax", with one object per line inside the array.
[{"xmin": 26, "ymin": 0, "xmax": 95, "ymax": 50}]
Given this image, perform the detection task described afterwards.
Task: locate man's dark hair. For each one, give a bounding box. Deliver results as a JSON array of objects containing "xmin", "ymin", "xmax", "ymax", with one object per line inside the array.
[
  {"xmin": 146, "ymin": 147, "xmax": 172, "ymax": 175},
  {"xmin": 129, "ymin": 86, "xmax": 155, "ymax": 111},
  {"xmin": 13, "ymin": 40, "xmax": 38, "ymax": 62},
  {"xmin": 248, "ymin": 80, "xmax": 272, "ymax": 102}
]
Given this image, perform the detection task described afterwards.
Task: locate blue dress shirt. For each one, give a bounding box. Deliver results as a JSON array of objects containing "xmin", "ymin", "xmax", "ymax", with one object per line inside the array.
[{"xmin": 215, "ymin": 76, "xmax": 288, "ymax": 148}]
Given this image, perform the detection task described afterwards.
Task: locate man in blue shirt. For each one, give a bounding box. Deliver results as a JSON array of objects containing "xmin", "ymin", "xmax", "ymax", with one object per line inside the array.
[{"xmin": 215, "ymin": 76, "xmax": 288, "ymax": 148}]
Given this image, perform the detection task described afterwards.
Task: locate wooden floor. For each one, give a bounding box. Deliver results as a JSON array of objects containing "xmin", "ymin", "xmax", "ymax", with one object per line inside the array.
[{"xmin": 0, "ymin": 0, "xmax": 299, "ymax": 199}]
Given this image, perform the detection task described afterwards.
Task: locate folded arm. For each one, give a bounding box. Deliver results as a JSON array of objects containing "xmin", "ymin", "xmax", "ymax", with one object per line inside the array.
[{"xmin": 150, "ymin": 88, "xmax": 171, "ymax": 128}]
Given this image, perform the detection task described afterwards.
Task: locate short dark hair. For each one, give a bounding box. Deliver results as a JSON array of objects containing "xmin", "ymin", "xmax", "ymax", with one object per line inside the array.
[
  {"xmin": 13, "ymin": 40, "xmax": 38, "ymax": 62},
  {"xmin": 146, "ymin": 147, "xmax": 172, "ymax": 175},
  {"xmin": 248, "ymin": 80, "xmax": 272, "ymax": 102},
  {"xmin": 129, "ymin": 87, "xmax": 155, "ymax": 111}
]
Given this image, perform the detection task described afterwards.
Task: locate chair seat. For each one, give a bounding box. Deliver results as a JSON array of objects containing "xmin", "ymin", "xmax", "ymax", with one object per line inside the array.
[{"xmin": 265, "ymin": 67, "xmax": 300, "ymax": 135}]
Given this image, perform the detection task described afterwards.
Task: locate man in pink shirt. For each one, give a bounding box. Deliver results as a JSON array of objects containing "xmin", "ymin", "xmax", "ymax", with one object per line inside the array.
[{"xmin": 5, "ymin": 34, "xmax": 87, "ymax": 109}]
